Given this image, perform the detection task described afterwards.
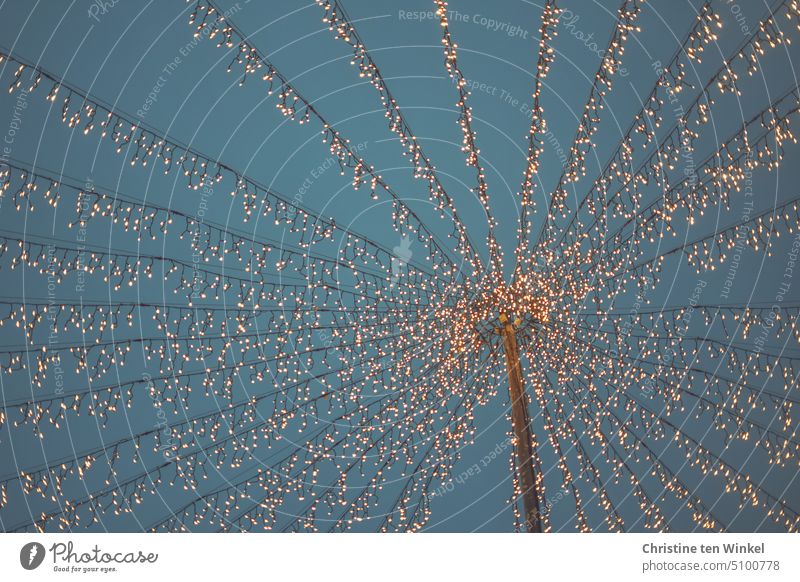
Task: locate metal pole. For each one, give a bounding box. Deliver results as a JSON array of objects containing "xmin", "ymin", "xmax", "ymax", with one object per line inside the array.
[{"xmin": 499, "ymin": 313, "xmax": 543, "ymax": 532}]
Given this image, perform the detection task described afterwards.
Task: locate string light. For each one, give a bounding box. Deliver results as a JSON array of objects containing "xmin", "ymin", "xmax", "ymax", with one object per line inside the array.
[{"xmin": 0, "ymin": 0, "xmax": 798, "ymax": 532}]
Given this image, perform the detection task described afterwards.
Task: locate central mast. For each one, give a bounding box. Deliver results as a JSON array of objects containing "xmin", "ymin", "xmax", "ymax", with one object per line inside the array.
[{"xmin": 498, "ymin": 313, "xmax": 543, "ymax": 532}]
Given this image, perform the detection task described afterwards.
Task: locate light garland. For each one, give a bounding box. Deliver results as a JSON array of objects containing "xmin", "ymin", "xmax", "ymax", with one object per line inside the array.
[{"xmin": 0, "ymin": 0, "xmax": 797, "ymax": 533}]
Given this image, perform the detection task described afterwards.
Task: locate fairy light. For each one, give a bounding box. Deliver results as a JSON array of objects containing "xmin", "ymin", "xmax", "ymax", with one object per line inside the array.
[
  {"xmin": 316, "ymin": 0, "xmax": 484, "ymax": 274},
  {"xmin": 0, "ymin": 0, "xmax": 797, "ymax": 533},
  {"xmin": 434, "ymin": 0, "xmax": 505, "ymax": 280}
]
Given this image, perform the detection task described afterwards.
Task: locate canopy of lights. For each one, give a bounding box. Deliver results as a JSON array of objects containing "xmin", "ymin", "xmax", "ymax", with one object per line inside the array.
[{"xmin": 0, "ymin": 0, "xmax": 799, "ymax": 532}]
